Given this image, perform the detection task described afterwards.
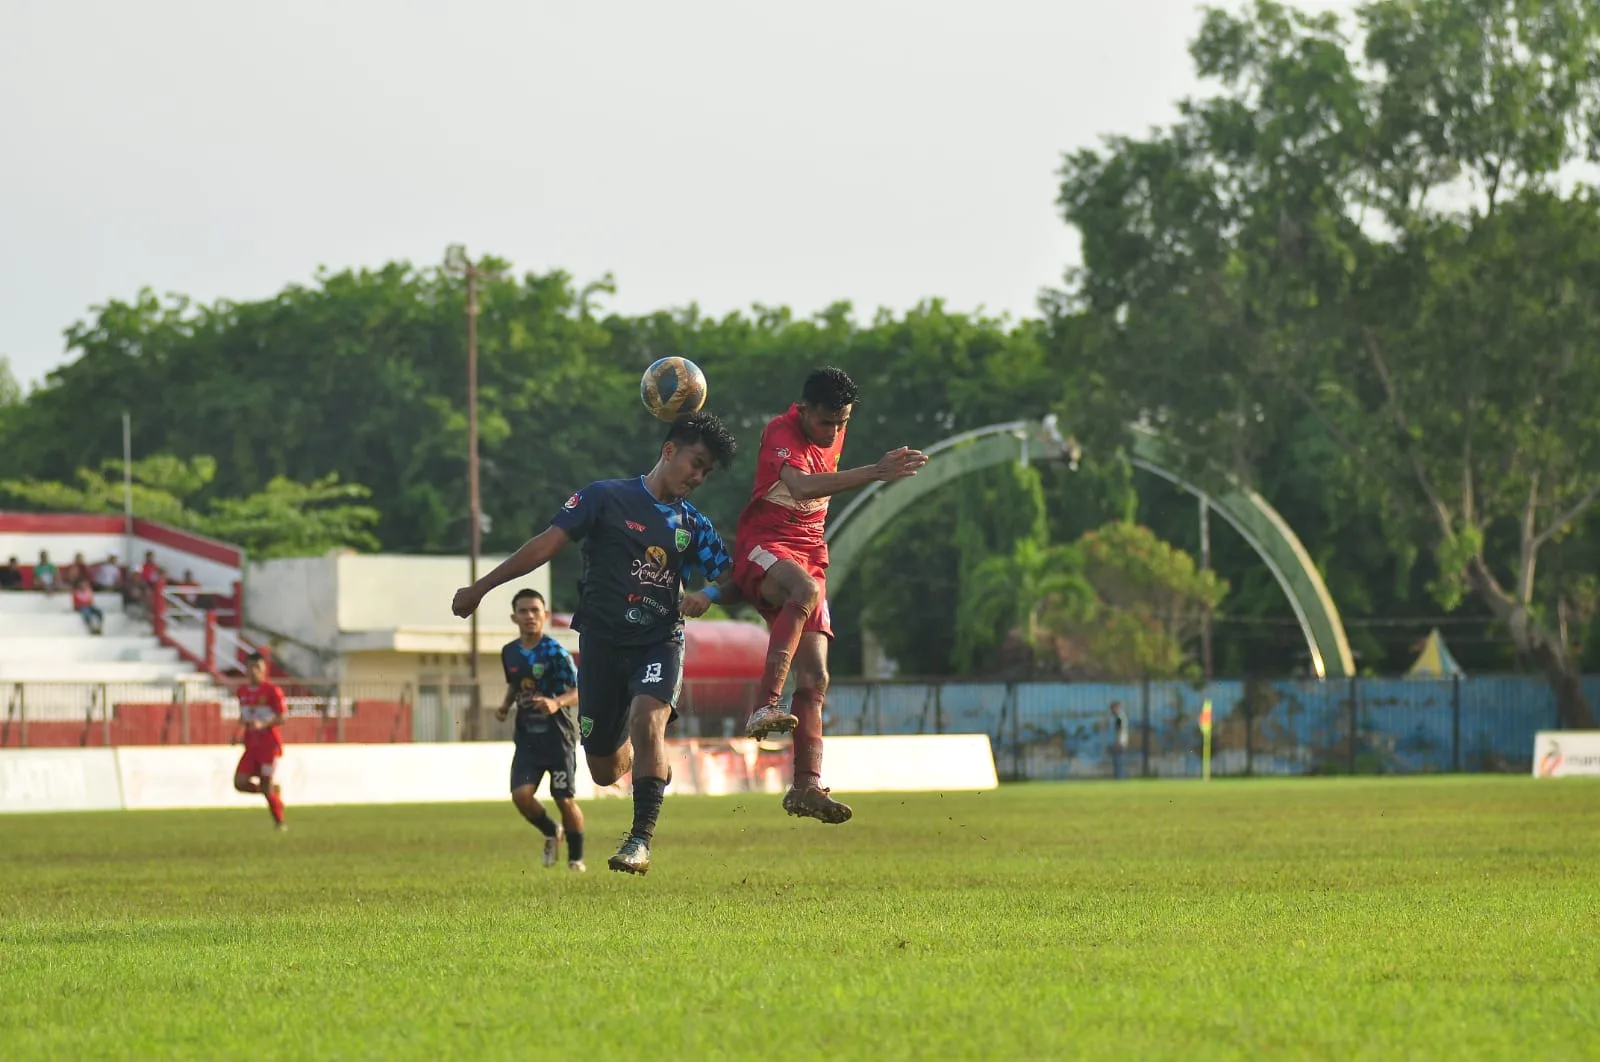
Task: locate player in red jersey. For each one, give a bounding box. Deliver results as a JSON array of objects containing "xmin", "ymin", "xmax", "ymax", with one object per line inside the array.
[
  {"xmin": 730, "ymin": 367, "xmax": 926, "ymax": 823},
  {"xmin": 233, "ymin": 652, "xmax": 288, "ymax": 830}
]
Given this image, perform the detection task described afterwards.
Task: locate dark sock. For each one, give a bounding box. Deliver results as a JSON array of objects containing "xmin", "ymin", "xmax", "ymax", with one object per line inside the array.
[
  {"xmin": 630, "ymin": 776, "xmax": 668, "ymax": 845},
  {"xmin": 529, "ymin": 813, "xmax": 558, "ymax": 838},
  {"xmin": 568, "ymin": 830, "xmax": 584, "ymax": 862}
]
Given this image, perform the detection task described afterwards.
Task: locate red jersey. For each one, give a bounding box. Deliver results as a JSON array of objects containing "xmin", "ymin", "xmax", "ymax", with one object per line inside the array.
[
  {"xmin": 735, "ymin": 405, "xmax": 847, "ymax": 555},
  {"xmin": 238, "ymin": 682, "xmax": 287, "ymax": 754},
  {"xmin": 71, "ymin": 584, "xmax": 95, "ymax": 609}
]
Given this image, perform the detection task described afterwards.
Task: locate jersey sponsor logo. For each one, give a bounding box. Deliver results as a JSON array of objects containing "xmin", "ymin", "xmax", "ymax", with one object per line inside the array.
[
  {"xmin": 626, "ymin": 520, "xmax": 647, "ymax": 533},
  {"xmin": 774, "ymin": 447, "xmax": 790, "ymax": 458},
  {"xmin": 674, "ymin": 527, "xmax": 692, "ymax": 552},
  {"xmin": 627, "ymin": 592, "xmax": 672, "ymax": 616},
  {"xmin": 564, "ymin": 492, "xmax": 581, "ymax": 509},
  {"xmin": 631, "ymin": 545, "xmax": 675, "ymax": 589},
  {"xmin": 624, "ymin": 606, "xmax": 650, "ymax": 625}
]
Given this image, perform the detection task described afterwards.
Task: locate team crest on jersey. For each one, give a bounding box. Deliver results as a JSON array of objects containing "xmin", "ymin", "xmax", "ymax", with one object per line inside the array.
[
  {"xmin": 579, "ymin": 715, "xmax": 594, "ymax": 738},
  {"xmin": 674, "ymin": 528, "xmax": 692, "ymax": 552},
  {"xmin": 774, "ymin": 447, "xmax": 790, "ymax": 459},
  {"xmin": 531, "ymin": 664, "xmax": 545, "ymax": 678},
  {"xmin": 563, "ymin": 492, "xmax": 581, "ymax": 510}
]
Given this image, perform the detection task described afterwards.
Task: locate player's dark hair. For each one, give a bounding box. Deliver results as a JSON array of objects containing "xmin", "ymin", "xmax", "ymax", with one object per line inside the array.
[
  {"xmin": 511, "ymin": 588, "xmax": 545, "ymax": 609},
  {"xmin": 245, "ymin": 652, "xmax": 265, "ymax": 665},
  {"xmin": 665, "ymin": 410, "xmax": 738, "ymax": 469},
  {"xmin": 801, "ymin": 366, "xmax": 858, "ymax": 410}
]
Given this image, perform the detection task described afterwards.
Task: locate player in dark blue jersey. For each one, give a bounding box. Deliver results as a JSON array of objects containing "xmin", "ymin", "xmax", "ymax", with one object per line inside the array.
[
  {"xmin": 498, "ymin": 588, "xmax": 584, "ymax": 871},
  {"xmin": 452, "ymin": 411, "xmax": 738, "ymax": 876}
]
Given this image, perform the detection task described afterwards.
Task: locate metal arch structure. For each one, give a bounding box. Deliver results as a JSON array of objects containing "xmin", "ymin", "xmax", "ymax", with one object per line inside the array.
[{"xmin": 822, "ymin": 417, "xmax": 1355, "ymax": 680}]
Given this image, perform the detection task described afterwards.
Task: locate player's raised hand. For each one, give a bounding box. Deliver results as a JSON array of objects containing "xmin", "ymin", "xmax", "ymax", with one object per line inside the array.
[
  {"xmin": 680, "ymin": 590, "xmax": 713, "ymax": 618},
  {"xmin": 450, "ymin": 586, "xmax": 481, "ymax": 618},
  {"xmin": 874, "ymin": 446, "xmax": 929, "ymax": 482}
]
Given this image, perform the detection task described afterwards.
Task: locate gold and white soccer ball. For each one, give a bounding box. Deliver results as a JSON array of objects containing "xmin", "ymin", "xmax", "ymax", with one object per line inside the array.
[{"xmin": 639, "ymin": 357, "xmax": 708, "ymax": 422}]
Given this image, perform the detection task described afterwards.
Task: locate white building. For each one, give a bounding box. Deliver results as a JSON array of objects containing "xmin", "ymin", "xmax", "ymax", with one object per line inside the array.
[{"xmin": 244, "ymin": 551, "xmax": 574, "ymax": 691}]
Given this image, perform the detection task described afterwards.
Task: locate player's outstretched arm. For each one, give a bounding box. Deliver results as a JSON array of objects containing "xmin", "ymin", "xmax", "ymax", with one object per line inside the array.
[
  {"xmin": 682, "ymin": 571, "xmax": 742, "ymax": 618},
  {"xmin": 778, "ymin": 446, "xmax": 928, "ymax": 502},
  {"xmin": 452, "ymin": 526, "xmax": 571, "ymax": 618}
]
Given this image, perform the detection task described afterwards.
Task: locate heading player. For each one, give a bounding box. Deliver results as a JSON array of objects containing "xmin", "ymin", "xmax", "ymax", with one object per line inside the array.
[
  {"xmin": 453, "ymin": 411, "xmax": 738, "ymax": 875},
  {"xmin": 732, "ymin": 367, "xmax": 926, "ymax": 823},
  {"xmin": 498, "ymin": 588, "xmax": 585, "ymax": 871},
  {"xmin": 233, "ymin": 652, "xmax": 287, "ymax": 830}
]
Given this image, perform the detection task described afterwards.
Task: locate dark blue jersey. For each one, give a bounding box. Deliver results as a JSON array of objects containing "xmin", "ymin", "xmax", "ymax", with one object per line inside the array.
[
  {"xmin": 500, "ymin": 635, "xmax": 578, "ymax": 757},
  {"xmin": 549, "ymin": 477, "xmax": 731, "ymax": 647}
]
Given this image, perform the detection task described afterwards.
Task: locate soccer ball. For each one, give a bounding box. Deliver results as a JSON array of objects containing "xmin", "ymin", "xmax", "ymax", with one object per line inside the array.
[{"xmin": 640, "ymin": 357, "xmax": 708, "ymax": 422}]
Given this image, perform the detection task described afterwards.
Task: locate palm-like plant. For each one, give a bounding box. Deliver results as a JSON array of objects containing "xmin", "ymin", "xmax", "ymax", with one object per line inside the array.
[{"xmin": 959, "ymin": 537, "xmax": 1096, "ymax": 673}]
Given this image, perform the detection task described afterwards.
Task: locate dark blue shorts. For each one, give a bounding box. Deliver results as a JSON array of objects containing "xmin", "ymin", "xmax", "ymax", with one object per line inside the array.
[
  {"xmin": 510, "ymin": 742, "xmax": 577, "ymax": 799},
  {"xmin": 576, "ymin": 635, "xmax": 684, "ymax": 756}
]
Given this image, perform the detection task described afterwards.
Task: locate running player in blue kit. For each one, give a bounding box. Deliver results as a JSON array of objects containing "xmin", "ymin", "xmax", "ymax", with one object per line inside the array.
[
  {"xmin": 498, "ymin": 588, "xmax": 584, "ymax": 871},
  {"xmin": 452, "ymin": 412, "xmax": 738, "ymax": 875}
]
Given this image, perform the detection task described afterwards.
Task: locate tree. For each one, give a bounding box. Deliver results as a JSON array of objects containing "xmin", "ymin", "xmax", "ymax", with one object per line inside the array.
[
  {"xmin": 0, "ymin": 355, "xmax": 20, "ymax": 408},
  {"xmin": 1068, "ymin": 522, "xmax": 1229, "ymax": 680},
  {"xmin": 0, "ymin": 454, "xmax": 380, "ymax": 559},
  {"xmin": 1055, "ymin": 0, "xmax": 1600, "ymax": 722},
  {"xmin": 960, "ymin": 537, "xmax": 1096, "ymax": 676}
]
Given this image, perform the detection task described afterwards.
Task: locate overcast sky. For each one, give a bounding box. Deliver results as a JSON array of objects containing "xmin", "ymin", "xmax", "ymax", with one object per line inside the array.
[{"xmin": 0, "ymin": 0, "xmax": 1360, "ymax": 389}]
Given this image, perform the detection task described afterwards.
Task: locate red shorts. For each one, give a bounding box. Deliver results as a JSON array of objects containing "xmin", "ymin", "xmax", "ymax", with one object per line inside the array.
[
  {"xmin": 236, "ymin": 743, "xmax": 282, "ymax": 779},
  {"xmin": 731, "ymin": 541, "xmax": 833, "ymax": 639}
]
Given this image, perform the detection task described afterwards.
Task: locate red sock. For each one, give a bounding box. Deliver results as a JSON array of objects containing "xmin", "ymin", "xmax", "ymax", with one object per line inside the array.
[
  {"xmin": 266, "ymin": 788, "xmax": 284, "ymax": 825},
  {"xmin": 792, "ymin": 687, "xmax": 824, "ymax": 789},
  {"xmin": 758, "ymin": 599, "xmax": 812, "ymax": 705}
]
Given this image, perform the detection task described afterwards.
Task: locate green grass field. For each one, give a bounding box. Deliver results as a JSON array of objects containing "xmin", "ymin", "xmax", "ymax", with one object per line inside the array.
[{"xmin": 2, "ymin": 778, "xmax": 1597, "ymax": 1060}]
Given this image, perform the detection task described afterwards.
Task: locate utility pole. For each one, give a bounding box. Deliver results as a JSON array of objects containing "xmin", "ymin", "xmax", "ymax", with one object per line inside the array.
[
  {"xmin": 1200, "ymin": 497, "xmax": 1214, "ymax": 682},
  {"xmin": 445, "ymin": 246, "xmax": 497, "ymax": 739},
  {"xmin": 122, "ymin": 412, "xmax": 134, "ymax": 569}
]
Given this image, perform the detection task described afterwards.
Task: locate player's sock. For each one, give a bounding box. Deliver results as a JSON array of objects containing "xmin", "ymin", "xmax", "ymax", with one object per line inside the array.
[
  {"xmin": 792, "ymin": 687, "xmax": 825, "ymax": 790},
  {"xmin": 757, "ymin": 598, "xmax": 813, "ymax": 704},
  {"xmin": 630, "ymin": 776, "xmax": 668, "ymax": 844},
  {"xmin": 528, "ymin": 813, "xmax": 559, "ymax": 838},
  {"xmin": 266, "ymin": 789, "xmax": 284, "ymax": 825},
  {"xmin": 568, "ymin": 830, "xmax": 584, "ymax": 862}
]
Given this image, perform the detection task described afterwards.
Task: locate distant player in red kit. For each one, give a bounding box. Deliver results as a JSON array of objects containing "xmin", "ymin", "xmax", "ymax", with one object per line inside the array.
[
  {"xmin": 233, "ymin": 652, "xmax": 287, "ymax": 829},
  {"xmin": 731, "ymin": 367, "xmax": 927, "ymax": 822}
]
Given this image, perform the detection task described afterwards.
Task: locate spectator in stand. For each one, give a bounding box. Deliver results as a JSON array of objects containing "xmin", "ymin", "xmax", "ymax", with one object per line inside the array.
[
  {"xmin": 63, "ymin": 551, "xmax": 89, "ymax": 586},
  {"xmin": 130, "ymin": 550, "xmax": 164, "ymax": 615},
  {"xmin": 33, "ymin": 551, "xmax": 59, "ymax": 595},
  {"xmin": 177, "ymin": 569, "xmax": 199, "ymax": 607},
  {"xmin": 0, "ymin": 557, "xmax": 22, "ymax": 590},
  {"xmin": 93, "ymin": 554, "xmax": 124, "ymax": 592},
  {"xmin": 71, "ymin": 577, "xmax": 104, "ymax": 635}
]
